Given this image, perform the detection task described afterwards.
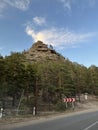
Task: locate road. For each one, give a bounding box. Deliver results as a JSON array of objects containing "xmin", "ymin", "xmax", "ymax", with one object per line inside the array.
[{"xmin": 3, "ymin": 111, "xmax": 98, "ymax": 130}]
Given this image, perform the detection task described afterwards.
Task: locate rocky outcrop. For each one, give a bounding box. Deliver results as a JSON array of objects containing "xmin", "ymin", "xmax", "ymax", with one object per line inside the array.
[{"xmin": 23, "ymin": 41, "xmax": 65, "ymax": 62}]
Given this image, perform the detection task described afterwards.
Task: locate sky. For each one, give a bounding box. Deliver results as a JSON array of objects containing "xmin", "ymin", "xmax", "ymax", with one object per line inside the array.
[{"xmin": 0, "ymin": 0, "xmax": 98, "ymax": 67}]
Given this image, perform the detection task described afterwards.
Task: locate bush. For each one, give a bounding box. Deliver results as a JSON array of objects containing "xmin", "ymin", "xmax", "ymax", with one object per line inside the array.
[{"xmin": 55, "ymin": 100, "xmax": 67, "ymax": 111}]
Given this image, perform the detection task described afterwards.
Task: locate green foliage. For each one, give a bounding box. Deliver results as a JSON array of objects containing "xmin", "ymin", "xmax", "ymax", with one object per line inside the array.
[
  {"xmin": 1, "ymin": 51, "xmax": 98, "ymax": 111},
  {"xmin": 55, "ymin": 100, "xmax": 67, "ymax": 111}
]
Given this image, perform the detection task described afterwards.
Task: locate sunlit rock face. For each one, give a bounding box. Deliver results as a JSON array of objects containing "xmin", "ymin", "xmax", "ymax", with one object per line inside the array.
[{"xmin": 23, "ymin": 41, "xmax": 65, "ymax": 63}]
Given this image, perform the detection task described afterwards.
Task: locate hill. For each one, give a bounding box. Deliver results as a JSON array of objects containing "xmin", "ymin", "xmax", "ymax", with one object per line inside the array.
[{"xmin": 23, "ymin": 41, "xmax": 65, "ymax": 63}]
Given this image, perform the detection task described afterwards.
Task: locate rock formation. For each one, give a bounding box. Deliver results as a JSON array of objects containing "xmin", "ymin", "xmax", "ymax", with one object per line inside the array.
[{"xmin": 23, "ymin": 41, "xmax": 65, "ymax": 62}]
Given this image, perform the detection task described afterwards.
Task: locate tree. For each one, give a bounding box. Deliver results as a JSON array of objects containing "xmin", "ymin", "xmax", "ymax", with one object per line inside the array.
[
  {"xmin": 4, "ymin": 52, "xmax": 26, "ymax": 106},
  {"xmin": 0, "ymin": 57, "xmax": 8, "ymax": 108},
  {"xmin": 88, "ymin": 65, "xmax": 98, "ymax": 95}
]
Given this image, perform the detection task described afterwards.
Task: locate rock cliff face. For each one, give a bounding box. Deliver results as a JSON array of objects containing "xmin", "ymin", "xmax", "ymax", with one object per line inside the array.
[{"xmin": 23, "ymin": 41, "xmax": 65, "ymax": 62}]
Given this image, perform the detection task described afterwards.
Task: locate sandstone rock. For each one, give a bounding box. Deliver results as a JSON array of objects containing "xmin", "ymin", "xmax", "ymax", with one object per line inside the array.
[{"xmin": 23, "ymin": 41, "xmax": 65, "ymax": 63}]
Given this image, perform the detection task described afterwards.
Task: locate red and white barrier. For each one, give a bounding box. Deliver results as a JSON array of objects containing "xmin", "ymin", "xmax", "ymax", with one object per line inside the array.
[{"xmin": 63, "ymin": 98, "xmax": 75, "ymax": 102}]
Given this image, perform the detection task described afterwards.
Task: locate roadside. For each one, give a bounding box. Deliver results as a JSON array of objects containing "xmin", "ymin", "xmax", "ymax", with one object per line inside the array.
[
  {"xmin": 1, "ymin": 107, "xmax": 98, "ymax": 130},
  {"xmin": 1, "ymin": 94, "xmax": 98, "ymax": 130}
]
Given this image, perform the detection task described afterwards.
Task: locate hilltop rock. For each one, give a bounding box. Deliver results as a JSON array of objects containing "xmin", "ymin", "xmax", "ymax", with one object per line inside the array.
[{"xmin": 23, "ymin": 41, "xmax": 65, "ymax": 63}]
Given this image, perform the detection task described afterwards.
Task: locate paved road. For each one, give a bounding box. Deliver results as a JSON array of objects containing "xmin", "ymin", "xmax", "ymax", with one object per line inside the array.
[{"xmin": 6, "ymin": 111, "xmax": 98, "ymax": 130}]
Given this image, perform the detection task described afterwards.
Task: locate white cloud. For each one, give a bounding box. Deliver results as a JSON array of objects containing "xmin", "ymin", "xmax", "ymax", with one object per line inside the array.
[
  {"xmin": 58, "ymin": 0, "xmax": 75, "ymax": 12},
  {"xmin": 33, "ymin": 17, "xmax": 46, "ymax": 26},
  {"xmin": 4, "ymin": 0, "xmax": 31, "ymax": 11},
  {"xmin": 0, "ymin": 1, "xmax": 6, "ymax": 10},
  {"xmin": 58, "ymin": 0, "xmax": 97, "ymax": 12},
  {"xmin": 25, "ymin": 25, "xmax": 96, "ymax": 49},
  {"xmin": 0, "ymin": 0, "xmax": 31, "ymax": 16},
  {"xmin": 0, "ymin": 0, "xmax": 6, "ymax": 17}
]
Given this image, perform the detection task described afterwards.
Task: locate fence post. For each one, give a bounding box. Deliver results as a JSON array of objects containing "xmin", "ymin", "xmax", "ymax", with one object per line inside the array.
[{"xmin": 0, "ymin": 108, "xmax": 3, "ymax": 118}]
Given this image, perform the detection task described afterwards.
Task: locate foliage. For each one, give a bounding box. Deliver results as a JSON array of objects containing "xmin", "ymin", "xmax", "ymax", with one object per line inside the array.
[
  {"xmin": 1, "ymin": 51, "xmax": 98, "ymax": 111},
  {"xmin": 55, "ymin": 100, "xmax": 67, "ymax": 111}
]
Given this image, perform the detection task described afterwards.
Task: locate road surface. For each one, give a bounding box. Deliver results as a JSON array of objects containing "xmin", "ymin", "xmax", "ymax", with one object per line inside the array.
[{"xmin": 2, "ymin": 111, "xmax": 98, "ymax": 130}]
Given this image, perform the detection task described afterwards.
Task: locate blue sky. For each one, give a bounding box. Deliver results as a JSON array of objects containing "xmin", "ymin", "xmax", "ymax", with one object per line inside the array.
[{"xmin": 0, "ymin": 0, "xmax": 98, "ymax": 67}]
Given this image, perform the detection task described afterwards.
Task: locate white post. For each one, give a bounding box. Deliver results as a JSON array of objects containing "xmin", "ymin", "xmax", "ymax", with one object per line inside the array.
[
  {"xmin": 84, "ymin": 93, "xmax": 88, "ymax": 100},
  {"xmin": 0, "ymin": 108, "xmax": 3, "ymax": 118},
  {"xmin": 72, "ymin": 102, "xmax": 75, "ymax": 111},
  {"xmin": 33, "ymin": 107, "xmax": 36, "ymax": 116}
]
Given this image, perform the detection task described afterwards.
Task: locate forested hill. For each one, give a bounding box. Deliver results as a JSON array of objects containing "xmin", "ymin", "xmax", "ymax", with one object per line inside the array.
[{"xmin": 0, "ymin": 41, "xmax": 98, "ymax": 112}]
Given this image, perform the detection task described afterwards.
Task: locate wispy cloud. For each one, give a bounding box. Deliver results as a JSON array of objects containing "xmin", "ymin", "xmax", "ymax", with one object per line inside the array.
[
  {"xmin": 0, "ymin": 0, "xmax": 31, "ymax": 17},
  {"xmin": 0, "ymin": 1, "xmax": 6, "ymax": 10},
  {"xmin": 4, "ymin": 0, "xmax": 31, "ymax": 11},
  {"xmin": 25, "ymin": 25, "xmax": 96, "ymax": 49},
  {"xmin": 33, "ymin": 16, "xmax": 46, "ymax": 26},
  {"xmin": 59, "ymin": 0, "xmax": 73, "ymax": 11},
  {"xmin": 24, "ymin": 16, "xmax": 47, "ymax": 28},
  {"xmin": 0, "ymin": 1, "xmax": 6, "ymax": 17},
  {"xmin": 58, "ymin": 0, "xmax": 97, "ymax": 12}
]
